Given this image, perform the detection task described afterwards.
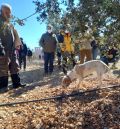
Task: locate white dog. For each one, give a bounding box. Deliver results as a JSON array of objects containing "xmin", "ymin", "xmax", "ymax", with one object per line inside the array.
[{"xmin": 62, "ymin": 60, "xmax": 110, "ymax": 87}]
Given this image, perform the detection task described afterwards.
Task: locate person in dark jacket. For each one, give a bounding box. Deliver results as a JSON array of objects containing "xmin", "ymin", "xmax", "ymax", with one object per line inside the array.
[
  {"xmin": 100, "ymin": 45, "xmax": 119, "ymax": 69},
  {"xmin": 107, "ymin": 45, "xmax": 119, "ymax": 69},
  {"xmin": 39, "ymin": 24, "xmax": 57, "ymax": 75},
  {"xmin": 56, "ymin": 30, "xmax": 64, "ymax": 69},
  {"xmin": 91, "ymin": 40, "xmax": 98, "ymax": 60},
  {"xmin": 0, "ymin": 4, "xmax": 25, "ymax": 90},
  {"xmin": 19, "ymin": 38, "xmax": 27, "ymax": 70},
  {"xmin": 27, "ymin": 48, "xmax": 33, "ymax": 62}
]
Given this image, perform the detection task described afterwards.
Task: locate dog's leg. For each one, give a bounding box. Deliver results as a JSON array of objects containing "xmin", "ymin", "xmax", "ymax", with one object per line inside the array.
[
  {"xmin": 96, "ymin": 69, "xmax": 102, "ymax": 88},
  {"xmin": 76, "ymin": 76, "xmax": 82, "ymax": 89},
  {"xmin": 77, "ymin": 78, "xmax": 81, "ymax": 88},
  {"xmin": 99, "ymin": 77, "xmax": 102, "ymax": 87},
  {"xmin": 97, "ymin": 72, "xmax": 102, "ymax": 88}
]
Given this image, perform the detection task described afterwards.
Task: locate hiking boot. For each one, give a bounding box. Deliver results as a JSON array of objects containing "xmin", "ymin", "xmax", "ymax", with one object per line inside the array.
[
  {"xmin": 13, "ymin": 83, "xmax": 26, "ymax": 89},
  {"xmin": 11, "ymin": 74, "xmax": 26, "ymax": 89}
]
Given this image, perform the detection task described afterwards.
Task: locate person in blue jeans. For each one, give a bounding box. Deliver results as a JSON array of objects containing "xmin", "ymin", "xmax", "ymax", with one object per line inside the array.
[
  {"xmin": 44, "ymin": 52, "xmax": 55, "ymax": 74},
  {"xmin": 39, "ymin": 25, "xmax": 57, "ymax": 75}
]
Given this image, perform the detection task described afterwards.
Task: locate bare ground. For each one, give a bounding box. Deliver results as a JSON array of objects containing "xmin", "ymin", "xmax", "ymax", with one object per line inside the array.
[{"xmin": 0, "ymin": 60, "xmax": 120, "ymax": 129}]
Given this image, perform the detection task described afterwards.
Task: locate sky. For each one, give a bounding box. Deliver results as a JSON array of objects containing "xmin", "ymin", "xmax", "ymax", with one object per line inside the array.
[{"xmin": 0, "ymin": 0, "xmax": 46, "ymax": 49}]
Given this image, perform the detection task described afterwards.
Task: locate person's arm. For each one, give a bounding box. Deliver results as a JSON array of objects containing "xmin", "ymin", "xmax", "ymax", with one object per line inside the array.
[
  {"xmin": 53, "ymin": 34, "xmax": 58, "ymax": 47},
  {"xmin": 54, "ymin": 35, "xmax": 58, "ymax": 53},
  {"xmin": 39, "ymin": 34, "xmax": 45, "ymax": 48},
  {"xmin": 13, "ymin": 28, "xmax": 22, "ymax": 50},
  {"xmin": 24, "ymin": 44, "xmax": 28, "ymax": 56}
]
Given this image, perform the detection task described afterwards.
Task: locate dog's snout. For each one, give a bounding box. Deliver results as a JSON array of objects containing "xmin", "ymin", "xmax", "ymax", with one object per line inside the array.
[{"xmin": 62, "ymin": 76, "xmax": 72, "ymax": 87}]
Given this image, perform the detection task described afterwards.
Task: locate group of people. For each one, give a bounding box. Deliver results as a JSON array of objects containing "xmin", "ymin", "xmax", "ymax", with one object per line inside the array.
[
  {"xmin": 39, "ymin": 26, "xmax": 77, "ymax": 75},
  {"xmin": 0, "ymin": 4, "xmax": 32, "ymax": 91},
  {"xmin": 39, "ymin": 25, "xmax": 99, "ymax": 75},
  {"xmin": 40, "ymin": 24, "xmax": 119, "ymax": 75}
]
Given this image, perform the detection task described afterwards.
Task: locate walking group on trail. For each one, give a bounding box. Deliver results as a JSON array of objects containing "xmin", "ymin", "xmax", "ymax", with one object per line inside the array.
[{"xmin": 0, "ymin": 4, "xmax": 120, "ymax": 92}]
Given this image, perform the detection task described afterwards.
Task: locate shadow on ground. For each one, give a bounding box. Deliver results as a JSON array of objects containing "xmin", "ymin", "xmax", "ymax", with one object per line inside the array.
[{"xmin": 9, "ymin": 67, "xmax": 63, "ymax": 97}]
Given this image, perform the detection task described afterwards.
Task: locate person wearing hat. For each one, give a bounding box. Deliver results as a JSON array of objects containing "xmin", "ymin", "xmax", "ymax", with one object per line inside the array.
[
  {"xmin": 39, "ymin": 24, "xmax": 57, "ymax": 75},
  {"xmin": 0, "ymin": 3, "xmax": 26, "ymax": 90}
]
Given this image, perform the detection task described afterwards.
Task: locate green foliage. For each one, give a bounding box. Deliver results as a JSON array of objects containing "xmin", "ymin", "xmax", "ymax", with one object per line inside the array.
[
  {"xmin": 33, "ymin": 0, "xmax": 120, "ymax": 44},
  {"xmin": 11, "ymin": 16, "xmax": 25, "ymax": 26}
]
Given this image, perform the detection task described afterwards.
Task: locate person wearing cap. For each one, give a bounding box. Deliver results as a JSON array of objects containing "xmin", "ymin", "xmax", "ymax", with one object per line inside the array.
[
  {"xmin": 39, "ymin": 24, "xmax": 57, "ymax": 75},
  {"xmin": 0, "ymin": 3, "xmax": 26, "ymax": 90}
]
